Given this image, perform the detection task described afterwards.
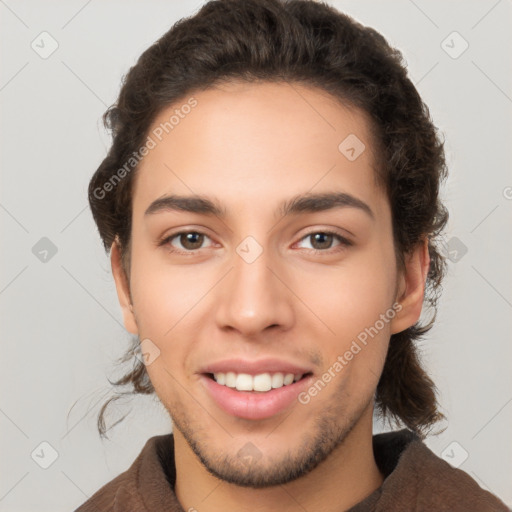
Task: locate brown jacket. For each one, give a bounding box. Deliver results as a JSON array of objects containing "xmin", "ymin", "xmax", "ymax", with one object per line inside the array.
[{"xmin": 74, "ymin": 429, "xmax": 510, "ymax": 511}]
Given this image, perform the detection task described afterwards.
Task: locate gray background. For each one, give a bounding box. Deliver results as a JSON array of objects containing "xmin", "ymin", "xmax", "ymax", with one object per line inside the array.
[{"xmin": 1, "ymin": 0, "xmax": 511, "ymax": 510}]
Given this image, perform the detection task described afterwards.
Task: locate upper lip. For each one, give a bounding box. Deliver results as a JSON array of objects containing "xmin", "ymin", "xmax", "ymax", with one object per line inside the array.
[{"xmin": 199, "ymin": 358, "xmax": 313, "ymax": 376}]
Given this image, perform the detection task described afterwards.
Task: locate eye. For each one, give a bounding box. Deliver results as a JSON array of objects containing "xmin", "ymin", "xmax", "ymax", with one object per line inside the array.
[
  {"xmin": 295, "ymin": 231, "xmax": 352, "ymax": 252},
  {"xmin": 159, "ymin": 229, "xmax": 352, "ymax": 255},
  {"xmin": 161, "ymin": 231, "xmax": 214, "ymax": 253}
]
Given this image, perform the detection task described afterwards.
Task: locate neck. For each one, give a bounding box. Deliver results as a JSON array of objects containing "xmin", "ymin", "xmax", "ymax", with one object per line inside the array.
[{"xmin": 174, "ymin": 406, "xmax": 383, "ymax": 512}]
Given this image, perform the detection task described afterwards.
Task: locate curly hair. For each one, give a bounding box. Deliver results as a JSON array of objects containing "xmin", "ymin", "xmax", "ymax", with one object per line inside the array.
[{"xmin": 88, "ymin": 0, "xmax": 449, "ymax": 439}]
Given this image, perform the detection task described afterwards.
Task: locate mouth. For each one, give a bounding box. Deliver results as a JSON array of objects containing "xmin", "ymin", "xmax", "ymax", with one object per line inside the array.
[
  {"xmin": 203, "ymin": 371, "xmax": 313, "ymax": 392},
  {"xmin": 199, "ymin": 371, "xmax": 314, "ymax": 420}
]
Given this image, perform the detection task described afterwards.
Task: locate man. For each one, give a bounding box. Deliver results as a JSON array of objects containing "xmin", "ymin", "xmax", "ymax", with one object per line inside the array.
[{"xmin": 77, "ymin": 0, "xmax": 510, "ymax": 510}]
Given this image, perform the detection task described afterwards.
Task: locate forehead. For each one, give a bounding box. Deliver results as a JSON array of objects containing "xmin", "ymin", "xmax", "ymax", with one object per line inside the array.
[{"xmin": 133, "ymin": 81, "xmax": 384, "ymax": 217}]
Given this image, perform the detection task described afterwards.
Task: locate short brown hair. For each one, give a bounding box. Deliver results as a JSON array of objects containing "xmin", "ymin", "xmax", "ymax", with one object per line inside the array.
[{"xmin": 89, "ymin": 0, "xmax": 449, "ymax": 439}]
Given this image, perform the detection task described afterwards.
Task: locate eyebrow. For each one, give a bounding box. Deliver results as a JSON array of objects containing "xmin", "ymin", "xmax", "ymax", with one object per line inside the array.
[{"xmin": 144, "ymin": 191, "xmax": 374, "ymax": 220}]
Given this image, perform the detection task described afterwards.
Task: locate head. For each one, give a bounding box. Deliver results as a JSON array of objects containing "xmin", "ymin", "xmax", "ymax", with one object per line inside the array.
[{"xmin": 89, "ymin": 0, "xmax": 448, "ymax": 487}]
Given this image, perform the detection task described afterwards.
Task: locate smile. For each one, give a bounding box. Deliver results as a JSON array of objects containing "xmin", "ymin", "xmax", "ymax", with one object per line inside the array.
[
  {"xmin": 200, "ymin": 372, "xmax": 313, "ymax": 420},
  {"xmin": 209, "ymin": 371, "xmax": 306, "ymax": 392}
]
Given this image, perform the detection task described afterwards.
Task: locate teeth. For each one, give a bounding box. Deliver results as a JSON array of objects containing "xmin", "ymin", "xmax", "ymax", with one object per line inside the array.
[
  {"xmin": 283, "ymin": 373, "xmax": 294, "ymax": 385},
  {"xmin": 236, "ymin": 373, "xmax": 254, "ymax": 391},
  {"xmin": 271, "ymin": 373, "xmax": 284, "ymax": 388},
  {"xmin": 225, "ymin": 371, "xmax": 237, "ymax": 388},
  {"xmin": 212, "ymin": 372, "xmax": 303, "ymax": 392},
  {"xmin": 253, "ymin": 373, "xmax": 272, "ymax": 392}
]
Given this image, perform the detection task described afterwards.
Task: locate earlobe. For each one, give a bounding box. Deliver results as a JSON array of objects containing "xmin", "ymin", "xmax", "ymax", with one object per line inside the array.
[
  {"xmin": 111, "ymin": 240, "xmax": 138, "ymax": 335},
  {"xmin": 390, "ymin": 238, "xmax": 430, "ymax": 335}
]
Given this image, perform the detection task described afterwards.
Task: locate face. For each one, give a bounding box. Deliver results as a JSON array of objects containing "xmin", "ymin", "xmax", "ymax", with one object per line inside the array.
[{"xmin": 112, "ymin": 81, "xmax": 426, "ymax": 488}]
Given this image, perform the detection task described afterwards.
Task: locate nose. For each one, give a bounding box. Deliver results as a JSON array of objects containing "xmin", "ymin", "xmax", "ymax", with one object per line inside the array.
[{"xmin": 214, "ymin": 242, "xmax": 295, "ymax": 338}]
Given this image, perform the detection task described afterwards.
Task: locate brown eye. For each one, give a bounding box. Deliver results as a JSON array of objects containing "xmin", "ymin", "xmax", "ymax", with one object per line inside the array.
[
  {"xmin": 177, "ymin": 232, "xmax": 205, "ymax": 250},
  {"xmin": 295, "ymin": 231, "xmax": 352, "ymax": 252},
  {"xmin": 309, "ymin": 232, "xmax": 334, "ymax": 250},
  {"xmin": 161, "ymin": 231, "xmax": 214, "ymax": 253}
]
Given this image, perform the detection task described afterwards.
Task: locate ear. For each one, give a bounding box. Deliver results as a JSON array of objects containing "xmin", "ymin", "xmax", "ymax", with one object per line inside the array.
[
  {"xmin": 111, "ymin": 240, "xmax": 138, "ymax": 335},
  {"xmin": 390, "ymin": 238, "xmax": 430, "ymax": 335}
]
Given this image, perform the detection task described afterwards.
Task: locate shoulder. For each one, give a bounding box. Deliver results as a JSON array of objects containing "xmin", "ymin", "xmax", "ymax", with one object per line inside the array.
[
  {"xmin": 375, "ymin": 430, "xmax": 510, "ymax": 511},
  {"xmin": 73, "ymin": 434, "xmax": 176, "ymax": 512}
]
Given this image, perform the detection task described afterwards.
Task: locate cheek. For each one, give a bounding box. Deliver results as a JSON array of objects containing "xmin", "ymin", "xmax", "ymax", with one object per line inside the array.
[
  {"xmin": 129, "ymin": 248, "xmax": 206, "ymax": 336},
  {"xmin": 296, "ymin": 267, "xmax": 395, "ymax": 410},
  {"xmin": 128, "ymin": 251, "xmax": 218, "ymax": 384},
  {"xmin": 129, "ymin": 262, "xmax": 203, "ymax": 393},
  {"xmin": 298, "ymin": 253, "xmax": 396, "ymax": 337},
  {"xmin": 292, "ymin": 249, "xmax": 397, "ymax": 398}
]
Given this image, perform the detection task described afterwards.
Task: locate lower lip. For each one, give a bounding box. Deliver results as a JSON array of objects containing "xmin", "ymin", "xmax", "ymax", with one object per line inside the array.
[{"xmin": 199, "ymin": 374, "xmax": 313, "ymax": 420}]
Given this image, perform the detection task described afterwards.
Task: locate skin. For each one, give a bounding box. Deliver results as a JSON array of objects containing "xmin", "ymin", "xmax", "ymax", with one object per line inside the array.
[{"xmin": 111, "ymin": 81, "xmax": 429, "ymax": 512}]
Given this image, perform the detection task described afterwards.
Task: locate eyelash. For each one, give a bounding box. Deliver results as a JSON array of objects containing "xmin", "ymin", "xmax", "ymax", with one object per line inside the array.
[{"xmin": 158, "ymin": 229, "xmax": 353, "ymax": 255}]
